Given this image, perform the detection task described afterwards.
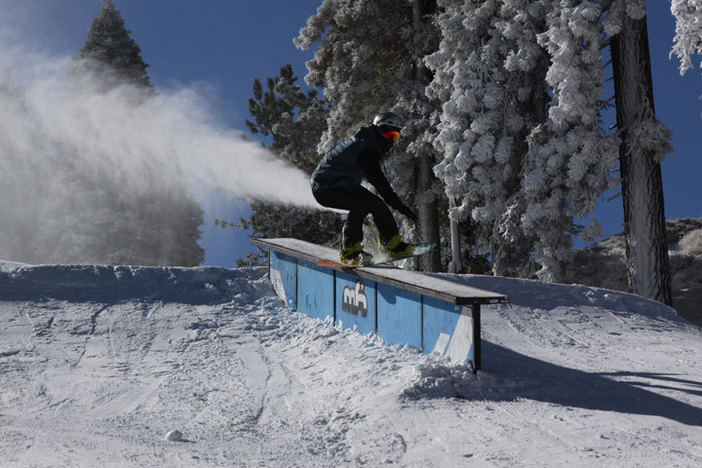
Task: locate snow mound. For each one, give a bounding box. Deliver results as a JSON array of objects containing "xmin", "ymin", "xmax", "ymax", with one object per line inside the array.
[
  {"xmin": 0, "ymin": 262, "xmax": 271, "ymax": 304},
  {"xmin": 441, "ymin": 272, "xmax": 681, "ymax": 320},
  {"xmin": 401, "ymin": 359, "xmax": 477, "ymax": 400}
]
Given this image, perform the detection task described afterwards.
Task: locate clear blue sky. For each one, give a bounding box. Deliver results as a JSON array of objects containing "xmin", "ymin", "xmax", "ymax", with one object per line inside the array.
[{"xmin": 18, "ymin": 0, "xmax": 702, "ymax": 266}]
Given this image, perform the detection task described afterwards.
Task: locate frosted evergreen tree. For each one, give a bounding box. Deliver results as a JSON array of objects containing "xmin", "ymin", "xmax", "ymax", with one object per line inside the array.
[
  {"xmin": 670, "ymin": 0, "xmax": 702, "ymax": 75},
  {"xmin": 524, "ymin": 1, "xmax": 620, "ymax": 281},
  {"xmin": 427, "ymin": 0, "xmax": 675, "ymax": 302},
  {"xmin": 295, "ymin": 0, "xmax": 444, "ymax": 271},
  {"xmin": 426, "ymin": 0, "xmax": 530, "ymax": 276},
  {"xmin": 427, "ymin": 0, "xmax": 546, "ymax": 277},
  {"xmin": 427, "ymin": 0, "xmax": 619, "ymax": 280}
]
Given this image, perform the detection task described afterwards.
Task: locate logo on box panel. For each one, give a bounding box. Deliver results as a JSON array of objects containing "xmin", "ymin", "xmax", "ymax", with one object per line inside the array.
[{"xmin": 342, "ymin": 281, "xmax": 368, "ymax": 317}]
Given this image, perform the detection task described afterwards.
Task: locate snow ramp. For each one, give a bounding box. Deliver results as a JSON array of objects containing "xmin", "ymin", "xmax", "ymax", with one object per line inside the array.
[{"xmin": 251, "ymin": 237, "xmax": 509, "ymax": 372}]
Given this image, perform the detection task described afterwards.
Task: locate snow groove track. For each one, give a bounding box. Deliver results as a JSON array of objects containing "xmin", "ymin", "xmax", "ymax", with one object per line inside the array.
[{"xmin": 1, "ymin": 264, "xmax": 702, "ymax": 467}]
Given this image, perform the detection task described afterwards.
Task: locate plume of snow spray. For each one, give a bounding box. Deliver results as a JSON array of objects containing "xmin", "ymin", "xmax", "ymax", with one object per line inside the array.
[
  {"xmin": 25, "ymin": 73, "xmax": 319, "ymax": 208},
  {"xmin": 0, "ymin": 7, "xmax": 323, "ymax": 262},
  {"xmin": 48, "ymin": 61, "xmax": 318, "ymax": 205}
]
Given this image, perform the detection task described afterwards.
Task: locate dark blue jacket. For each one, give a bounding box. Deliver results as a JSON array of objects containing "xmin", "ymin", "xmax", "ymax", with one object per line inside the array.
[{"xmin": 310, "ymin": 125, "xmax": 404, "ymax": 210}]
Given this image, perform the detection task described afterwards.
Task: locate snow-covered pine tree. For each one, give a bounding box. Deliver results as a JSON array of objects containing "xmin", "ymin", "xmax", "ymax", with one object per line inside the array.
[
  {"xmin": 524, "ymin": 1, "xmax": 620, "ymax": 281},
  {"xmin": 670, "ymin": 0, "xmax": 702, "ymax": 76},
  {"xmin": 240, "ymin": 65, "xmax": 342, "ymax": 265},
  {"xmin": 65, "ymin": 0, "xmax": 204, "ymax": 266},
  {"xmin": 607, "ymin": 0, "xmax": 673, "ymax": 305},
  {"xmin": 295, "ymin": 0, "xmax": 444, "ymax": 271},
  {"xmin": 427, "ymin": 0, "xmax": 619, "ymax": 281},
  {"xmin": 426, "ymin": 0, "xmax": 548, "ymax": 277}
]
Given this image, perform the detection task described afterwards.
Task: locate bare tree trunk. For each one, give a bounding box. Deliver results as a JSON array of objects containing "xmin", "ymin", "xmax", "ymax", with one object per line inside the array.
[
  {"xmin": 447, "ymin": 197, "xmax": 464, "ymax": 273},
  {"xmin": 412, "ymin": 0, "xmax": 441, "ymax": 272},
  {"xmin": 610, "ymin": 12, "xmax": 672, "ymax": 306}
]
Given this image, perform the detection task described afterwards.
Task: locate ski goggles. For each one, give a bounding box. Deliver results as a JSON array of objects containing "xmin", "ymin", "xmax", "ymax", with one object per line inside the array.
[{"xmin": 380, "ymin": 130, "xmax": 401, "ymax": 142}]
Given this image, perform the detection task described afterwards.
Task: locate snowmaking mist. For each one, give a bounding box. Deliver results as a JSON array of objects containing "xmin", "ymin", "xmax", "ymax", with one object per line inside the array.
[
  {"xmin": 0, "ymin": 33, "xmax": 320, "ymax": 264},
  {"xmin": 22, "ymin": 74, "xmax": 319, "ymax": 206}
]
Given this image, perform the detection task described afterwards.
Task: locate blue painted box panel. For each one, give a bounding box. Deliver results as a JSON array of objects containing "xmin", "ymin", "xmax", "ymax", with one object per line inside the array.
[
  {"xmin": 423, "ymin": 297, "xmax": 474, "ymax": 363},
  {"xmin": 376, "ymin": 284, "xmax": 421, "ymax": 348},
  {"xmin": 336, "ymin": 272, "xmax": 376, "ymax": 335},
  {"xmin": 269, "ymin": 251, "xmax": 297, "ymax": 310},
  {"xmin": 268, "ymin": 249, "xmax": 476, "ymax": 367},
  {"xmin": 298, "ymin": 261, "xmax": 335, "ymax": 321}
]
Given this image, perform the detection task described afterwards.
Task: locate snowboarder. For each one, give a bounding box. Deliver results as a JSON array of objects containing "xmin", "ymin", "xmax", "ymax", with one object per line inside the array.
[{"xmin": 311, "ymin": 111, "xmax": 418, "ymax": 265}]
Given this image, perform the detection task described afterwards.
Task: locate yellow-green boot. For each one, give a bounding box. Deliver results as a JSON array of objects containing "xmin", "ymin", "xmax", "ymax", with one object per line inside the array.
[
  {"xmin": 380, "ymin": 235, "xmax": 415, "ymax": 259},
  {"xmin": 339, "ymin": 242, "xmax": 373, "ymax": 265}
]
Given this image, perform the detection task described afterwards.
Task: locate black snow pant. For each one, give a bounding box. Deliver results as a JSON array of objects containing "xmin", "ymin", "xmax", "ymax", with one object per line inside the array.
[{"xmin": 312, "ymin": 185, "xmax": 399, "ymax": 248}]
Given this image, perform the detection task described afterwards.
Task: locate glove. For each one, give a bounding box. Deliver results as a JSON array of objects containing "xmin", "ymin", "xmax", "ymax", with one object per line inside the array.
[{"xmin": 397, "ymin": 204, "xmax": 418, "ymax": 222}]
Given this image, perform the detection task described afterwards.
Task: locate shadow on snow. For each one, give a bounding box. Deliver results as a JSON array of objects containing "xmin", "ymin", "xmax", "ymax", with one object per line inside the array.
[{"xmin": 471, "ymin": 341, "xmax": 702, "ymax": 427}]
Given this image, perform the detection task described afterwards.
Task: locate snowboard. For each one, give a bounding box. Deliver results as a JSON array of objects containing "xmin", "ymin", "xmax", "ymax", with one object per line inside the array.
[{"xmin": 316, "ymin": 243, "xmax": 436, "ymax": 269}]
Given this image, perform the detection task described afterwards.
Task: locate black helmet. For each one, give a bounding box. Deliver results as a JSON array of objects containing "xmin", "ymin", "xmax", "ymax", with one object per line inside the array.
[{"xmin": 372, "ymin": 111, "xmax": 403, "ymax": 130}]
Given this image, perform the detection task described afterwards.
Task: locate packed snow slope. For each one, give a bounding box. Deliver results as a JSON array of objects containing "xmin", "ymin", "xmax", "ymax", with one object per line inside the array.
[{"xmin": 1, "ymin": 261, "xmax": 701, "ymax": 467}]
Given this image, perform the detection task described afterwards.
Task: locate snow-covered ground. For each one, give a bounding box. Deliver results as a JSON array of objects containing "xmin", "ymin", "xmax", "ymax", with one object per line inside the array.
[{"xmin": 1, "ymin": 261, "xmax": 701, "ymax": 467}]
